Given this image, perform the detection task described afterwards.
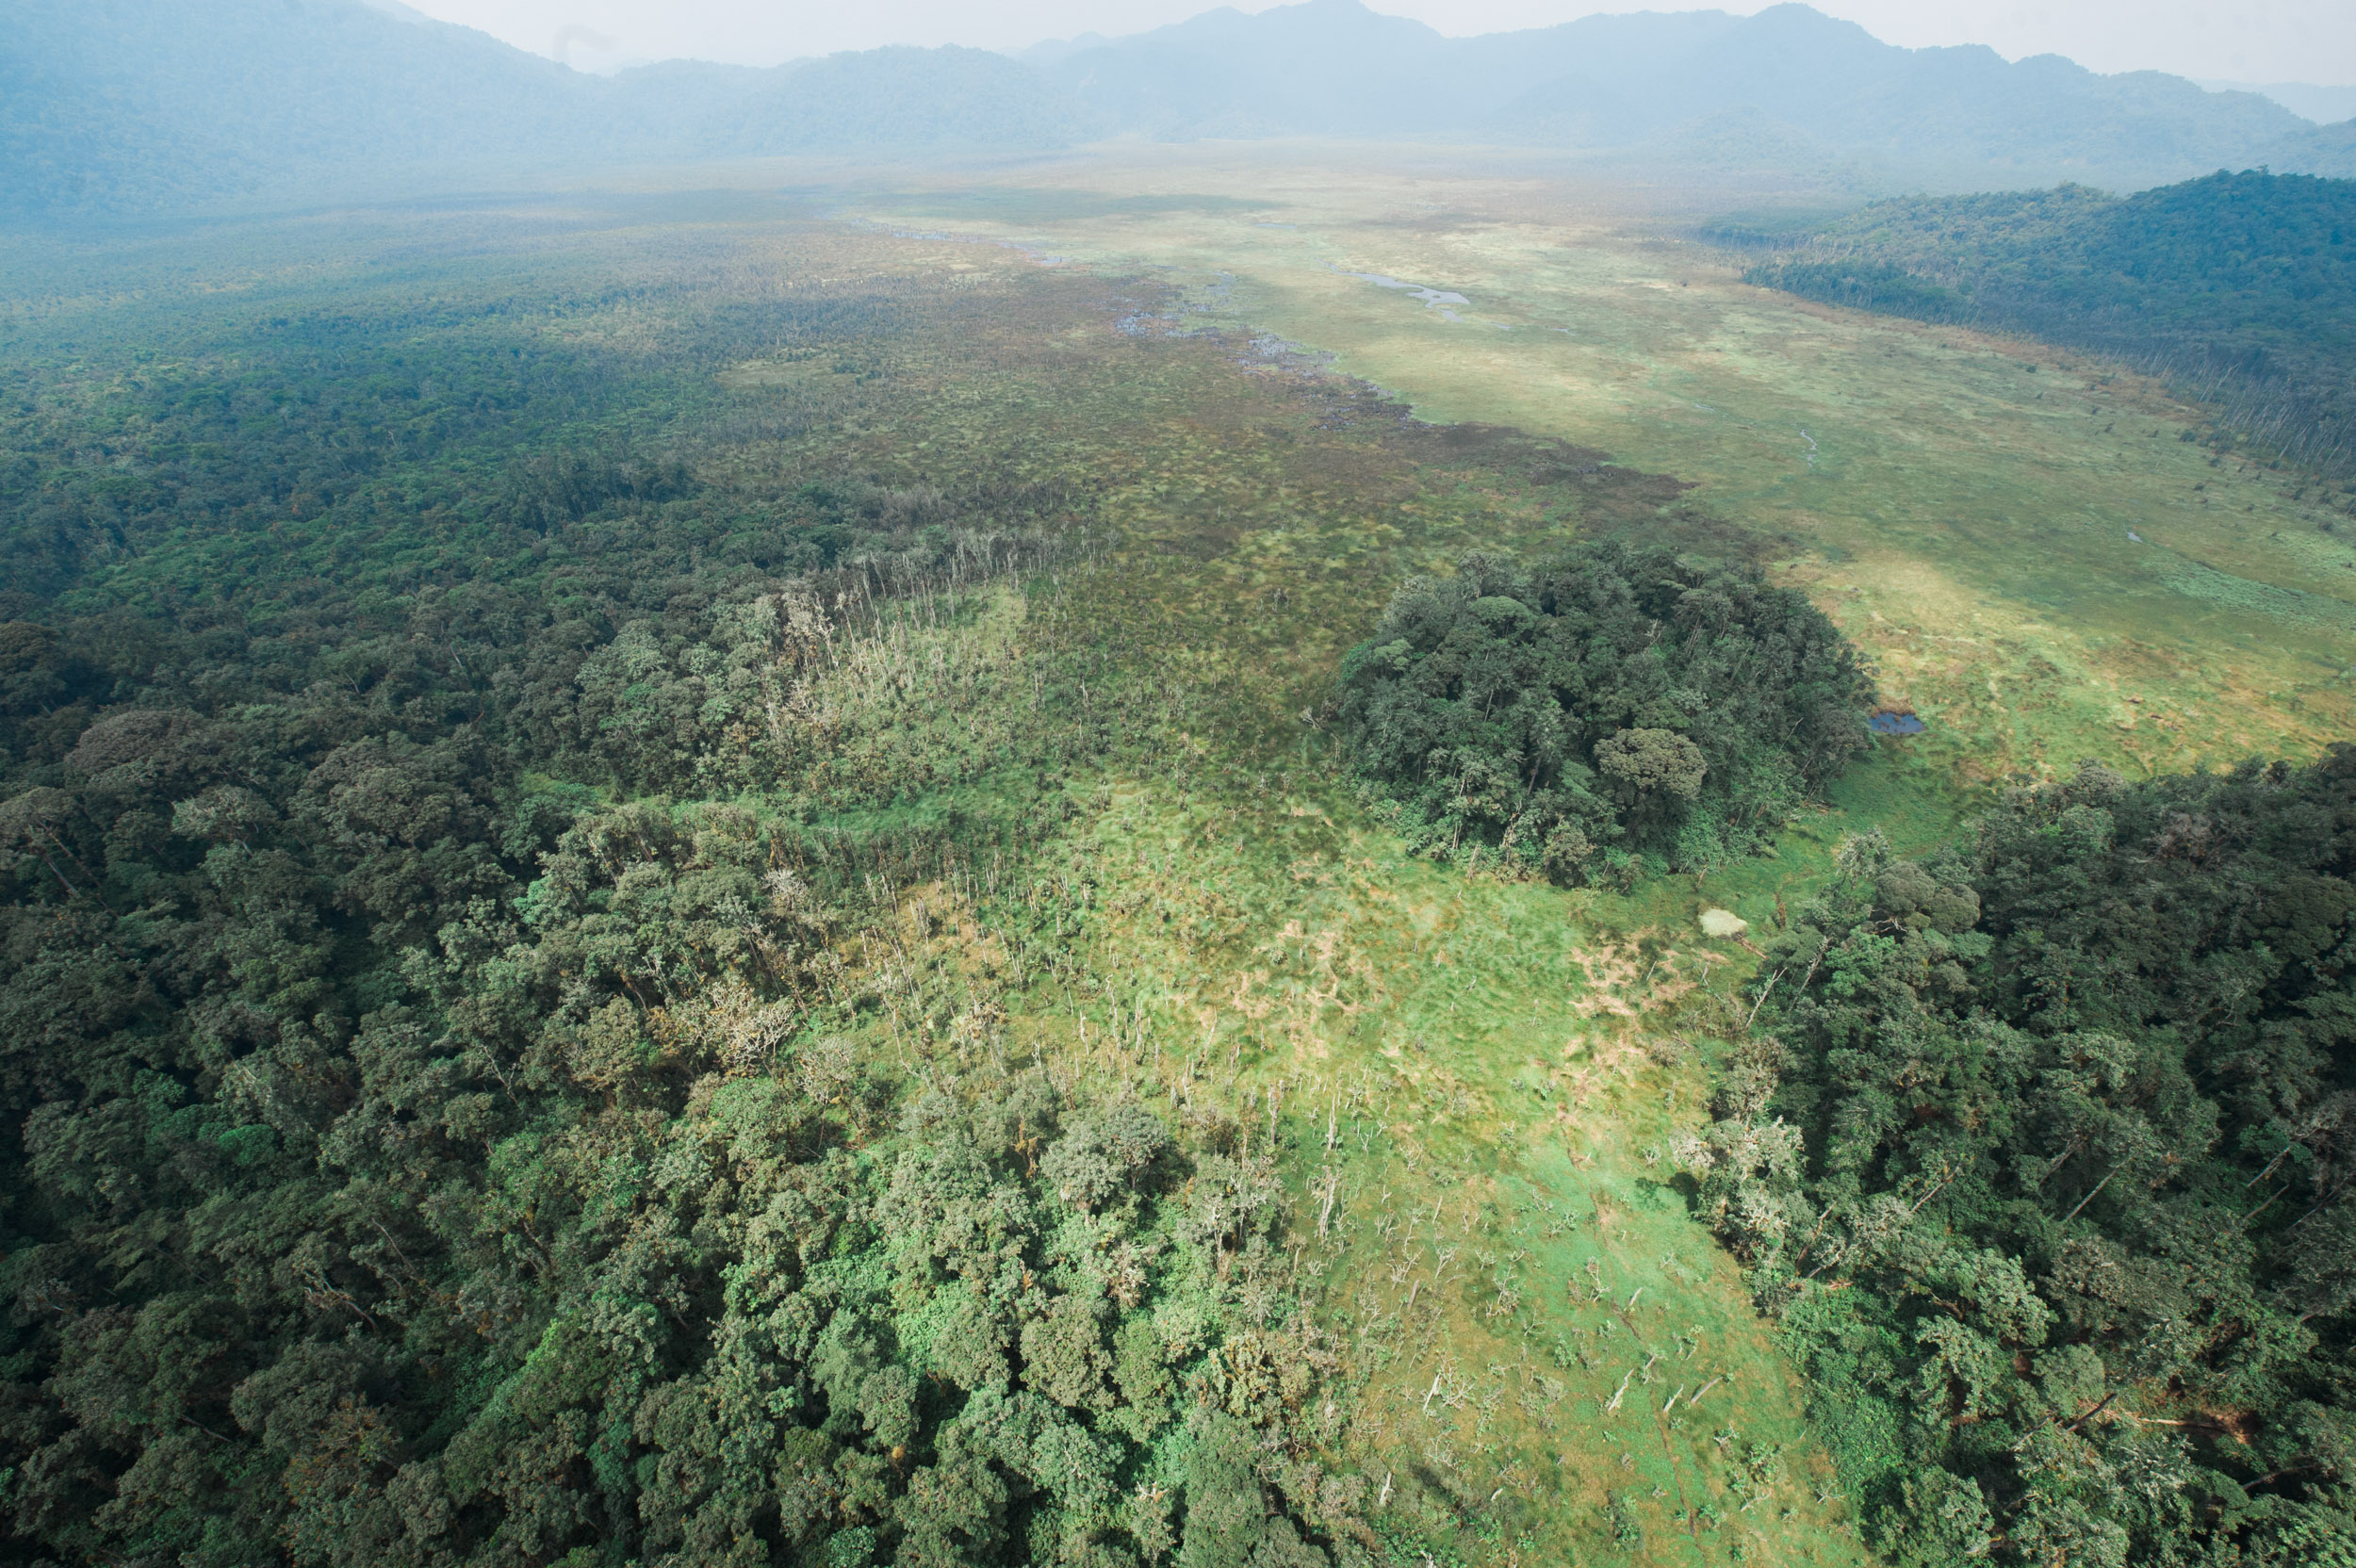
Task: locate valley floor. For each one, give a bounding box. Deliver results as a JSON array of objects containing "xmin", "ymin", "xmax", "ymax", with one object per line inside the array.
[{"xmin": 7, "ymin": 148, "xmax": 2349, "ymax": 1565}]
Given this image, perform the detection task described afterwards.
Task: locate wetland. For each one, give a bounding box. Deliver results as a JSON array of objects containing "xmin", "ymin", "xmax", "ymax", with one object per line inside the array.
[{"xmin": 5, "ymin": 139, "xmax": 2354, "ymax": 1568}]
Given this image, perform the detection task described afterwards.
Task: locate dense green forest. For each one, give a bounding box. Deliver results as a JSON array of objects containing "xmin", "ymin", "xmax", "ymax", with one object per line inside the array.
[
  {"xmin": 0, "ymin": 218, "xmax": 1399, "ymax": 1568},
  {"xmin": 1738, "ymin": 171, "xmax": 2356, "ymax": 479},
  {"xmin": 1683, "ymin": 759, "xmax": 2356, "ymax": 1565},
  {"xmin": 1337, "ymin": 544, "xmax": 1872, "ymax": 887}
]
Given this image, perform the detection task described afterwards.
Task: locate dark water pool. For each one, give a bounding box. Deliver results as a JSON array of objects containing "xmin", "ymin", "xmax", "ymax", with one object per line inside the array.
[{"xmin": 1870, "ymin": 711, "xmax": 1927, "ymax": 735}]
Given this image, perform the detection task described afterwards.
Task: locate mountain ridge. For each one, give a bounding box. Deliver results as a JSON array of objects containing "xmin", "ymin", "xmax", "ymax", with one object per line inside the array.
[
  {"xmin": 4, "ymin": 0, "xmax": 2350, "ymax": 219},
  {"xmin": 1039, "ymin": 1, "xmax": 2333, "ymax": 188}
]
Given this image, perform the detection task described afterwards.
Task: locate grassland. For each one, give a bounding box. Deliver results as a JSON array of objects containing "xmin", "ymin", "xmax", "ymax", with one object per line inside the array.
[
  {"xmin": 834, "ymin": 147, "xmax": 2356, "ymax": 785},
  {"xmin": 839, "ymin": 566, "xmax": 1876, "ymax": 1567},
  {"xmin": 650, "ymin": 197, "xmax": 1883, "ymax": 1564}
]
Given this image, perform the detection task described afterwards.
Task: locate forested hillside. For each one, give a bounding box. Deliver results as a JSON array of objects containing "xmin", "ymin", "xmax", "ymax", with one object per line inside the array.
[
  {"xmin": 2, "ymin": 0, "xmax": 589, "ymax": 211},
  {"xmin": 1683, "ymin": 758, "xmax": 2356, "ymax": 1564},
  {"xmin": 1741, "ymin": 170, "xmax": 2356, "ymax": 477}
]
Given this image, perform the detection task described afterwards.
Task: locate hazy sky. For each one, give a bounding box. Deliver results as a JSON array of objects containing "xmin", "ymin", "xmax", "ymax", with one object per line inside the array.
[{"xmin": 401, "ymin": 0, "xmax": 2356, "ymax": 86}]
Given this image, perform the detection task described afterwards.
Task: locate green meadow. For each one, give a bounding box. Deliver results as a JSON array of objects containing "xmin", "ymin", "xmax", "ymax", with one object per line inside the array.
[{"xmin": 841, "ymin": 148, "xmax": 2356, "ymax": 781}]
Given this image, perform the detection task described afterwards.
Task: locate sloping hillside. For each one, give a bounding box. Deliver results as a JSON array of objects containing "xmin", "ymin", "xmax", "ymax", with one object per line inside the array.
[
  {"xmin": 695, "ymin": 47, "xmax": 1099, "ymax": 157},
  {"xmin": 1742, "ymin": 170, "xmax": 2356, "ymax": 474},
  {"xmin": 1044, "ymin": 0, "xmax": 2332, "ymax": 189},
  {"xmin": 0, "ymin": 0, "xmax": 588, "ymax": 211}
]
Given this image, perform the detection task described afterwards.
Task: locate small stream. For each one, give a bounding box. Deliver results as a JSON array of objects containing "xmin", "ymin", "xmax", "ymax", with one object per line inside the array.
[{"xmin": 1333, "ymin": 268, "xmax": 1470, "ymax": 309}]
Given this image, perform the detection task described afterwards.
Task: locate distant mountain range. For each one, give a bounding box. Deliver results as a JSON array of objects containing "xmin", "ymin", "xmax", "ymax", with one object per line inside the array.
[
  {"xmin": 5, "ymin": 0, "xmax": 2351, "ymax": 219},
  {"xmin": 1031, "ymin": 2, "xmax": 2349, "ymax": 188},
  {"xmin": 0, "ymin": 1, "xmax": 1088, "ymax": 215},
  {"xmin": 2198, "ymin": 80, "xmax": 2356, "ymax": 125}
]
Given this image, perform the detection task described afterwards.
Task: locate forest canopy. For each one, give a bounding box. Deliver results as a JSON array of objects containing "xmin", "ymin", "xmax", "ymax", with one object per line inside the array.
[
  {"xmin": 0, "ymin": 229, "xmax": 1384, "ymax": 1568},
  {"xmin": 1682, "ymin": 754, "xmax": 2356, "ymax": 1565},
  {"xmin": 1335, "ymin": 543, "xmax": 1873, "ymax": 885}
]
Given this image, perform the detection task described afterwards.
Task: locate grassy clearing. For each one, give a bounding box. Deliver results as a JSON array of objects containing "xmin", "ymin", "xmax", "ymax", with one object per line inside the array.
[
  {"xmin": 593, "ymin": 211, "xmax": 1872, "ymax": 1560},
  {"xmin": 1018, "ymin": 779, "xmax": 1875, "ymax": 1567},
  {"xmin": 836, "ymin": 148, "xmax": 2356, "ymax": 781},
  {"xmin": 764, "ymin": 249, "xmax": 1896, "ymax": 1562}
]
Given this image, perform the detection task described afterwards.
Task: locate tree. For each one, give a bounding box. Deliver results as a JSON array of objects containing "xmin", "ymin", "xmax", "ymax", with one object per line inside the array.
[
  {"xmin": 1337, "ymin": 540, "xmax": 1870, "ymax": 879},
  {"xmin": 1687, "ymin": 753, "xmax": 2356, "ymax": 1564}
]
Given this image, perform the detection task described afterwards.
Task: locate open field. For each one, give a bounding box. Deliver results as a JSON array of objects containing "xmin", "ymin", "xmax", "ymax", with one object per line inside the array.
[
  {"xmin": 829, "ymin": 146, "xmax": 2356, "ymax": 785},
  {"xmin": 733, "ymin": 215, "xmax": 1877, "ymax": 1564}
]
